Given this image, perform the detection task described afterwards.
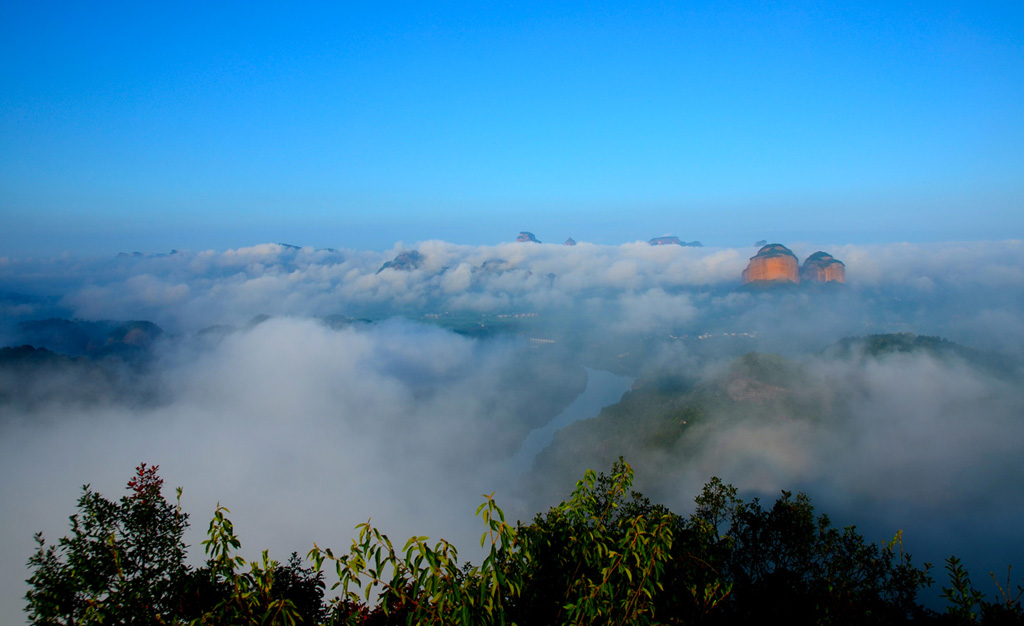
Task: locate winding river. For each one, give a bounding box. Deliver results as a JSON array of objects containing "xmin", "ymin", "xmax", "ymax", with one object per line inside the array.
[{"xmin": 512, "ymin": 367, "xmax": 634, "ymax": 473}]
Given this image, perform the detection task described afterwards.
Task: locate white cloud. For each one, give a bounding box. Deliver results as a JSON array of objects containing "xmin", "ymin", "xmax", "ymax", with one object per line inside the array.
[{"xmin": 1, "ymin": 238, "xmax": 1023, "ymax": 621}]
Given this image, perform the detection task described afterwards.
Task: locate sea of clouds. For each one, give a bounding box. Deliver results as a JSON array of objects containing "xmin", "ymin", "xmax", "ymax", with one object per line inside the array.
[
  {"xmin": 1, "ymin": 239, "xmax": 1023, "ymax": 621},
  {"xmin": 3, "ymin": 239, "xmax": 1023, "ymax": 348}
]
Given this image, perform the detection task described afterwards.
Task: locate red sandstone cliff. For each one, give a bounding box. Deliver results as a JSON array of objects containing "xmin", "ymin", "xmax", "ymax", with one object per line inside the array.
[
  {"xmin": 800, "ymin": 251, "xmax": 846, "ymax": 284},
  {"xmin": 741, "ymin": 244, "xmax": 800, "ymax": 284}
]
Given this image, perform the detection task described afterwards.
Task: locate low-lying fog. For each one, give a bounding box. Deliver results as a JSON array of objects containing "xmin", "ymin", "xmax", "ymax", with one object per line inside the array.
[{"xmin": 2, "ymin": 239, "xmax": 1022, "ymax": 621}]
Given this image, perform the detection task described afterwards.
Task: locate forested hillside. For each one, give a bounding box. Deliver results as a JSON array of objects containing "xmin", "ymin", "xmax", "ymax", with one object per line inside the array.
[{"xmin": 526, "ymin": 334, "xmax": 1023, "ymax": 507}]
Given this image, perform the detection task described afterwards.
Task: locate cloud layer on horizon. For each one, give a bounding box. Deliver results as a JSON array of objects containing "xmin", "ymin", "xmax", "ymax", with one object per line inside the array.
[{"xmin": 2, "ymin": 239, "xmax": 1023, "ymax": 351}]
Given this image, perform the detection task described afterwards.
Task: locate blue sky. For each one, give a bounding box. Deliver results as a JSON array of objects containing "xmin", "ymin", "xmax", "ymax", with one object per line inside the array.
[{"xmin": 2, "ymin": 1, "xmax": 1022, "ymax": 254}]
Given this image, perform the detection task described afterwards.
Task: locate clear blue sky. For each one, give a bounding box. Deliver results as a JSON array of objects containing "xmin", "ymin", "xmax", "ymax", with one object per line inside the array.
[{"xmin": 2, "ymin": 1, "xmax": 1022, "ymax": 254}]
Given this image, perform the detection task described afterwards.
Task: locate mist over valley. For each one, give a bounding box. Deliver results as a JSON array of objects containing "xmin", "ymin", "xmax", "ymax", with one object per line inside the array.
[{"xmin": 2, "ymin": 238, "xmax": 1023, "ymax": 619}]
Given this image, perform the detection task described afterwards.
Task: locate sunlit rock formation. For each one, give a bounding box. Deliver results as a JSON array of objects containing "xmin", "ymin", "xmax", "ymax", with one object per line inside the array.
[
  {"xmin": 516, "ymin": 231, "xmax": 541, "ymax": 243},
  {"xmin": 741, "ymin": 244, "xmax": 800, "ymax": 284},
  {"xmin": 800, "ymin": 251, "xmax": 846, "ymax": 284}
]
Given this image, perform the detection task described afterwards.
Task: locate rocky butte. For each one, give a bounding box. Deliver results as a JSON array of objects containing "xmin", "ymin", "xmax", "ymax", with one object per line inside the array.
[
  {"xmin": 741, "ymin": 245, "xmax": 847, "ymax": 285},
  {"xmin": 516, "ymin": 231, "xmax": 541, "ymax": 243},
  {"xmin": 741, "ymin": 243, "xmax": 800, "ymax": 284},
  {"xmin": 800, "ymin": 251, "xmax": 846, "ymax": 284}
]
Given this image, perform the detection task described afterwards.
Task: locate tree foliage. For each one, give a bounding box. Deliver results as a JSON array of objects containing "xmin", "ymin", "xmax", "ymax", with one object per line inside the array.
[
  {"xmin": 26, "ymin": 461, "xmax": 1024, "ymax": 625},
  {"xmin": 26, "ymin": 463, "xmax": 189, "ymax": 625}
]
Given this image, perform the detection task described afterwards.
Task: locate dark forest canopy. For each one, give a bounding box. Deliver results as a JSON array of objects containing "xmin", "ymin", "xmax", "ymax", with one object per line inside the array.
[{"xmin": 26, "ymin": 462, "xmax": 1023, "ymax": 625}]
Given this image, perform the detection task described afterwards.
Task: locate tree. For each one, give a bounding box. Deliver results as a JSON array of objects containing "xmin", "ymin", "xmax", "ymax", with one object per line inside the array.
[
  {"xmin": 706, "ymin": 489, "xmax": 933, "ymax": 624},
  {"xmin": 181, "ymin": 504, "xmax": 307, "ymax": 625},
  {"xmin": 511, "ymin": 460, "xmax": 677, "ymax": 626},
  {"xmin": 26, "ymin": 465, "xmax": 324, "ymax": 625},
  {"xmin": 28, "ymin": 460, "xmax": 1018, "ymax": 624},
  {"xmin": 25, "ymin": 463, "xmax": 189, "ymax": 625}
]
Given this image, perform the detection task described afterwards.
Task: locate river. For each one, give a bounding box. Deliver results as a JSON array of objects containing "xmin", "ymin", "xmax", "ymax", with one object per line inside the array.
[{"xmin": 512, "ymin": 367, "xmax": 634, "ymax": 473}]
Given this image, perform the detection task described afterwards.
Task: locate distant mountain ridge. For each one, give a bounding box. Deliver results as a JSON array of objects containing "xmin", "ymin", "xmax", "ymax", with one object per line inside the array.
[
  {"xmin": 526, "ymin": 332, "xmax": 1018, "ymax": 504},
  {"xmin": 16, "ymin": 318, "xmax": 162, "ymax": 360},
  {"xmin": 828, "ymin": 332, "xmax": 1016, "ymax": 376}
]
